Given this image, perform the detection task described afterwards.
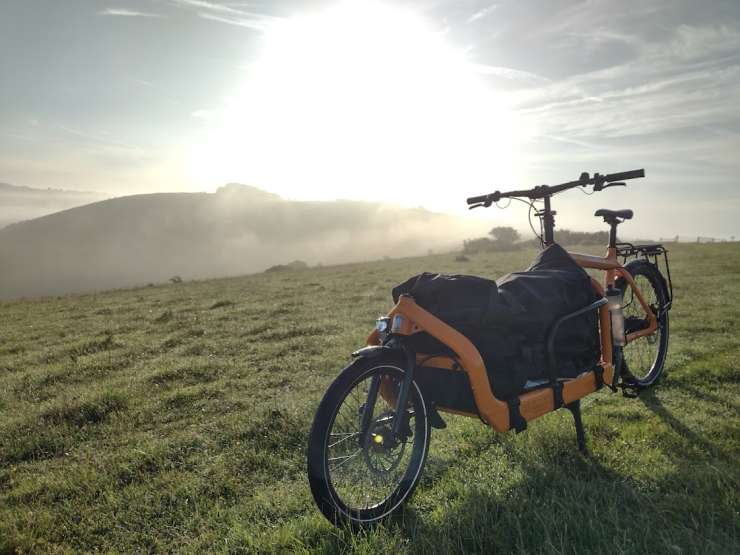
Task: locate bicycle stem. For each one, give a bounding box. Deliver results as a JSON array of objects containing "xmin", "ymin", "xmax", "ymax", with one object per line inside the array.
[{"xmin": 541, "ymin": 195, "xmax": 555, "ymax": 246}]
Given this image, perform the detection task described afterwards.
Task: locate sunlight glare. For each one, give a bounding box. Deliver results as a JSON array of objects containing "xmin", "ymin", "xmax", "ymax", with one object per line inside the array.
[{"xmin": 191, "ymin": 0, "xmax": 522, "ymax": 211}]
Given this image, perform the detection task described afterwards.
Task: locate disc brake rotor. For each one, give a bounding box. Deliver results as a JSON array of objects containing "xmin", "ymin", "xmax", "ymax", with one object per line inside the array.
[{"xmin": 362, "ymin": 413, "xmax": 408, "ymax": 475}]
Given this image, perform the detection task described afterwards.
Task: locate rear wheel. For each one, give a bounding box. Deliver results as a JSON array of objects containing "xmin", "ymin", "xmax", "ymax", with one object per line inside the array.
[
  {"xmin": 616, "ymin": 260, "xmax": 669, "ymax": 387},
  {"xmin": 307, "ymin": 355, "xmax": 430, "ymax": 527}
]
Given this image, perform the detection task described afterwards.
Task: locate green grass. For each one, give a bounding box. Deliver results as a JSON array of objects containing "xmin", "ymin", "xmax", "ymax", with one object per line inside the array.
[{"xmin": 1, "ymin": 243, "xmax": 738, "ymax": 553}]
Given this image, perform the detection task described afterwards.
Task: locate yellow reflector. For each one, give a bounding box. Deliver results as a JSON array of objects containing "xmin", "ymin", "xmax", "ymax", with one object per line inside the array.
[{"xmin": 373, "ymin": 434, "xmax": 384, "ymax": 444}]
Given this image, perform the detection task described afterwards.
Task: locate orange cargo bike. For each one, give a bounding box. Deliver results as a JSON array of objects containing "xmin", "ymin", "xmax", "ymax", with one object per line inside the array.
[{"xmin": 307, "ymin": 169, "xmax": 673, "ymax": 527}]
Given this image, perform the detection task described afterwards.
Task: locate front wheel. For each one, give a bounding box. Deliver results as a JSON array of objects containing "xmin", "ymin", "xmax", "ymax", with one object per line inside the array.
[
  {"xmin": 307, "ymin": 355, "xmax": 430, "ymax": 527},
  {"xmin": 616, "ymin": 260, "xmax": 670, "ymax": 387}
]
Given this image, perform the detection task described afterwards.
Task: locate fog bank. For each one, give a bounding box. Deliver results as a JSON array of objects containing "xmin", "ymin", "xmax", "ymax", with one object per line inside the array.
[{"xmin": 0, "ymin": 184, "xmax": 491, "ymax": 299}]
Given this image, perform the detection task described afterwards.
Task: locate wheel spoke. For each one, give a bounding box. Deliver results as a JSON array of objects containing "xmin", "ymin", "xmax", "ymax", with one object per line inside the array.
[
  {"xmin": 329, "ymin": 448, "xmax": 362, "ymax": 469},
  {"xmin": 328, "ymin": 432, "xmax": 360, "ymax": 449}
]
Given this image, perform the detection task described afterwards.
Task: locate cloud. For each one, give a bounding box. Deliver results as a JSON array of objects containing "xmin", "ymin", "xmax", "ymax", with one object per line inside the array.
[
  {"xmin": 170, "ymin": 0, "xmax": 242, "ymax": 15},
  {"xmin": 196, "ymin": 12, "xmax": 273, "ymax": 31},
  {"xmin": 167, "ymin": 0, "xmax": 280, "ymax": 30},
  {"xmin": 469, "ymin": 62, "xmax": 551, "ymax": 86},
  {"xmin": 98, "ymin": 8, "xmax": 163, "ymax": 18},
  {"xmin": 511, "ymin": 23, "xmax": 740, "ymax": 140},
  {"xmin": 669, "ymin": 23, "xmax": 740, "ymax": 60},
  {"xmin": 467, "ymin": 3, "xmax": 498, "ymax": 24}
]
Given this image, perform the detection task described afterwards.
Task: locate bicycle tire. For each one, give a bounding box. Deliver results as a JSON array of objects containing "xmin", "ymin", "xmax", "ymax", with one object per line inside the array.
[
  {"xmin": 616, "ymin": 259, "xmax": 670, "ymax": 387},
  {"xmin": 307, "ymin": 354, "xmax": 430, "ymax": 527}
]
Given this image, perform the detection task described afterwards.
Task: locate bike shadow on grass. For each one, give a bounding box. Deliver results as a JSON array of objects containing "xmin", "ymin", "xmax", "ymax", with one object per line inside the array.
[
  {"xmin": 636, "ymin": 387, "xmax": 736, "ymax": 463},
  {"xmin": 385, "ymin": 393, "xmax": 735, "ymax": 553},
  {"xmin": 668, "ymin": 380, "xmax": 740, "ymax": 414},
  {"xmin": 386, "ymin": 423, "xmax": 635, "ymax": 552}
]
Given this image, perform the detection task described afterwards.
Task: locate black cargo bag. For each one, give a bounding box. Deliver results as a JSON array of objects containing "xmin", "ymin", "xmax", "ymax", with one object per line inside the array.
[{"xmin": 392, "ymin": 244, "xmax": 601, "ymax": 401}]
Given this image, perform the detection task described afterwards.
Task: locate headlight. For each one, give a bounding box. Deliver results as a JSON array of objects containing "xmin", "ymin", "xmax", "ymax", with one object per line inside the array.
[{"xmin": 375, "ymin": 317, "xmax": 391, "ymax": 340}]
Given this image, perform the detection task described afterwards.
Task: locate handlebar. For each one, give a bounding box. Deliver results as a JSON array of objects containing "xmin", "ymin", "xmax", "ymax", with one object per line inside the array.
[
  {"xmin": 602, "ymin": 169, "xmax": 644, "ymax": 182},
  {"xmin": 466, "ymin": 169, "xmax": 645, "ymax": 207}
]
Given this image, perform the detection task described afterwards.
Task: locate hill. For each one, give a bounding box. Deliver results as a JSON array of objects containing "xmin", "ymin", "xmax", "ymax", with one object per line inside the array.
[
  {"xmin": 0, "ymin": 184, "xmax": 489, "ymax": 299},
  {"xmin": 0, "ymin": 182, "xmax": 109, "ymax": 229},
  {"xmin": 0, "ymin": 243, "xmax": 738, "ymax": 552}
]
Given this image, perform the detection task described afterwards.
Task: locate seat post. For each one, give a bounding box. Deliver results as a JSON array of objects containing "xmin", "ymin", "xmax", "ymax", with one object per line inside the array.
[
  {"xmin": 594, "ymin": 209, "xmax": 633, "ymax": 247},
  {"xmin": 609, "ymin": 222, "xmax": 618, "ymax": 248}
]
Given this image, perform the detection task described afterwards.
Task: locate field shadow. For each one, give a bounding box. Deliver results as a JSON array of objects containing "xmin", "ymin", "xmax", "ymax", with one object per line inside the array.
[
  {"xmin": 388, "ymin": 395, "xmax": 738, "ymax": 553},
  {"xmin": 637, "ymin": 389, "xmax": 734, "ymax": 462},
  {"xmin": 669, "ymin": 381, "xmax": 740, "ymax": 414},
  {"xmin": 391, "ymin": 443, "xmax": 635, "ymax": 553}
]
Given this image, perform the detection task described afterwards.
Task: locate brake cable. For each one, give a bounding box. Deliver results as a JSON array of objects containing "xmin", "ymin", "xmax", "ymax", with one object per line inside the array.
[{"xmin": 493, "ymin": 195, "xmax": 543, "ymax": 246}]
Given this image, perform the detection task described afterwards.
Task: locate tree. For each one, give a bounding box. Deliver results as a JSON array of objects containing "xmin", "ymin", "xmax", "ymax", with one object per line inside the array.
[{"xmin": 489, "ymin": 226, "xmax": 520, "ymax": 248}]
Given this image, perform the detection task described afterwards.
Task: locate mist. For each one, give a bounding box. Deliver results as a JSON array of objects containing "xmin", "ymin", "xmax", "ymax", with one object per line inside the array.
[
  {"xmin": 0, "ymin": 184, "xmax": 492, "ymax": 300},
  {"xmin": 0, "ymin": 183, "xmax": 109, "ymax": 229}
]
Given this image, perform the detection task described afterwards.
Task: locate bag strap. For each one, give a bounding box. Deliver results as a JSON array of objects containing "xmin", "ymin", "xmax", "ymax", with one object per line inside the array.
[
  {"xmin": 546, "ymin": 340, "xmax": 564, "ymax": 409},
  {"xmin": 552, "ymin": 380, "xmax": 564, "ymax": 409},
  {"xmin": 593, "ymin": 364, "xmax": 604, "ymax": 390},
  {"xmin": 507, "ymin": 397, "xmax": 527, "ymax": 433}
]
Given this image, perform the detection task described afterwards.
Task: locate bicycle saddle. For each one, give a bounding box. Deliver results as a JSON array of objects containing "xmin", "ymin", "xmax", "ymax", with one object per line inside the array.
[{"xmin": 594, "ymin": 208, "xmax": 633, "ymax": 221}]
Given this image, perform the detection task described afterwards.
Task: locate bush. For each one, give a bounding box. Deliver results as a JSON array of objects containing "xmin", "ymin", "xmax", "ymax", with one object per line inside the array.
[
  {"xmin": 462, "ymin": 237, "xmax": 495, "ymax": 254},
  {"xmin": 462, "ymin": 227, "xmax": 522, "ymax": 253},
  {"xmin": 464, "ymin": 227, "xmax": 610, "ymax": 253},
  {"xmin": 522, "ymin": 229, "xmax": 610, "ymax": 247},
  {"xmin": 489, "ymin": 226, "xmax": 520, "ymax": 249},
  {"xmin": 264, "ymin": 260, "xmax": 308, "ymax": 273}
]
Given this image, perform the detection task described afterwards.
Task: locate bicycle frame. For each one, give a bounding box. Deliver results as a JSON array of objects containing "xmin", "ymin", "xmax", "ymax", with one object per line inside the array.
[
  {"xmin": 366, "ymin": 245, "xmax": 658, "ymax": 433},
  {"xmin": 308, "ymin": 169, "xmax": 674, "ymax": 526}
]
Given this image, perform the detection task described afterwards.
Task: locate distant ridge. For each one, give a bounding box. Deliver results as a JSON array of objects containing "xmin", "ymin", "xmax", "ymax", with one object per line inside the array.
[
  {"xmin": 0, "ymin": 181, "xmax": 110, "ymax": 229},
  {"xmin": 0, "ymin": 184, "xmax": 489, "ymax": 299},
  {"xmin": 215, "ymin": 183, "xmax": 282, "ymax": 201},
  {"xmin": 0, "ymin": 182, "xmax": 107, "ymax": 196}
]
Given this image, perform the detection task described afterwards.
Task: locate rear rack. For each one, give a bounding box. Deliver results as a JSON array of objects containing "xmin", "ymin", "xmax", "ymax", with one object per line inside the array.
[{"xmin": 615, "ymin": 242, "xmax": 674, "ymax": 314}]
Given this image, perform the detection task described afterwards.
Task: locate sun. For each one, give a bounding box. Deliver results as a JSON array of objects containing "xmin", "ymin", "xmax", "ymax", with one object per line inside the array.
[{"xmin": 190, "ymin": 0, "xmax": 521, "ymax": 211}]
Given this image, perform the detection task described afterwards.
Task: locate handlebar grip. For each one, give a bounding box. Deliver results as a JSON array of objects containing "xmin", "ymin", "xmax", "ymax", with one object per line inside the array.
[
  {"xmin": 466, "ymin": 194, "xmax": 489, "ymax": 205},
  {"xmin": 605, "ymin": 169, "xmax": 645, "ymax": 182}
]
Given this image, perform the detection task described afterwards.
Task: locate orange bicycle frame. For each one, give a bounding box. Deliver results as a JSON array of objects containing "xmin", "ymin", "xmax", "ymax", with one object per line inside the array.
[{"xmin": 367, "ymin": 246, "xmax": 657, "ymax": 433}]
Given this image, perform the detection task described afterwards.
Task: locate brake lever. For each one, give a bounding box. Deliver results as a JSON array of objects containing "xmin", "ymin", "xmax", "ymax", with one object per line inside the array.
[
  {"xmin": 468, "ymin": 203, "xmax": 485, "ymax": 210},
  {"xmin": 593, "ymin": 181, "xmax": 626, "ymax": 192}
]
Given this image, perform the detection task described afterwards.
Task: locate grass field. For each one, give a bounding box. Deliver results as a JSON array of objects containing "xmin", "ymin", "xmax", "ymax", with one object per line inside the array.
[{"xmin": 1, "ymin": 243, "xmax": 738, "ymax": 553}]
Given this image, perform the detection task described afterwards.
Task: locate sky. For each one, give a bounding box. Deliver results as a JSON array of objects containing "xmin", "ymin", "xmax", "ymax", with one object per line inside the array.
[{"xmin": 1, "ymin": 0, "xmax": 739, "ymax": 239}]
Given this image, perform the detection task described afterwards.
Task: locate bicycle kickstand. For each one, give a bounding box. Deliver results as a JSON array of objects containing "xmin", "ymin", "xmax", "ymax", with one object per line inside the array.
[{"xmin": 565, "ymin": 400, "xmax": 587, "ymax": 453}]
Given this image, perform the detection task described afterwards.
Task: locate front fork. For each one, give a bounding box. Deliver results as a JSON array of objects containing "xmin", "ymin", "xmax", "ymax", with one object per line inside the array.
[
  {"xmin": 390, "ymin": 346, "xmax": 416, "ymax": 439},
  {"xmin": 359, "ymin": 345, "xmax": 416, "ymax": 448},
  {"xmin": 359, "ymin": 375, "xmax": 382, "ymax": 447}
]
